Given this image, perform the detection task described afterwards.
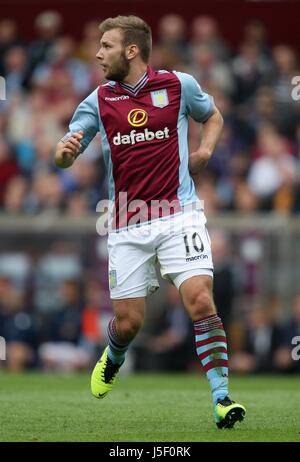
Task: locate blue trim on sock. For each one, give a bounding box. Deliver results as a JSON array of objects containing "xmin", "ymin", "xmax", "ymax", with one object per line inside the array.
[{"xmin": 107, "ymin": 346, "xmax": 126, "ymax": 365}]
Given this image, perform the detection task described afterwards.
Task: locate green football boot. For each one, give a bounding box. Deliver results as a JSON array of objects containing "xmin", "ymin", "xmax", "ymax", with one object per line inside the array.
[
  {"xmin": 91, "ymin": 346, "xmax": 123, "ymax": 399},
  {"xmin": 214, "ymin": 396, "xmax": 246, "ymax": 429}
]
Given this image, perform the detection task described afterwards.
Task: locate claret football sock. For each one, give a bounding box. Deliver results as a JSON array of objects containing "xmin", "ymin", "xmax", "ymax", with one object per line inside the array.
[
  {"xmin": 194, "ymin": 314, "xmax": 229, "ymax": 404},
  {"xmin": 107, "ymin": 317, "xmax": 130, "ymax": 365}
]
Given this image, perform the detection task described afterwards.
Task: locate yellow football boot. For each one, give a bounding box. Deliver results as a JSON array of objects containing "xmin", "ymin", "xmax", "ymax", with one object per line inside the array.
[
  {"xmin": 91, "ymin": 346, "xmax": 123, "ymax": 399},
  {"xmin": 215, "ymin": 396, "xmax": 246, "ymax": 429}
]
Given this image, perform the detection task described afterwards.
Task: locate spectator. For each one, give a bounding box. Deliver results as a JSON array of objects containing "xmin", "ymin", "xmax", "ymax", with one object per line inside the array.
[
  {"xmin": 75, "ymin": 20, "xmax": 105, "ymax": 90},
  {"xmin": 27, "ymin": 10, "xmax": 63, "ymax": 75},
  {"xmin": 232, "ymin": 42, "xmax": 271, "ymax": 104},
  {"xmin": 38, "ymin": 279, "xmax": 90, "ymax": 372},
  {"xmin": 194, "ymin": 172, "xmax": 221, "ymax": 217},
  {"xmin": 150, "ymin": 43, "xmax": 186, "ymax": 72},
  {"xmin": 0, "ymin": 138, "xmax": 19, "ymax": 206},
  {"xmin": 30, "ymin": 172, "xmax": 64, "ymax": 215},
  {"xmin": 210, "ymin": 229, "xmax": 236, "ymax": 334},
  {"xmin": 244, "ymin": 86, "xmax": 278, "ymax": 135},
  {"xmin": 75, "ymin": 20, "xmax": 101, "ymax": 64},
  {"xmin": 80, "ymin": 280, "xmax": 113, "ymax": 363},
  {"xmin": 2, "ymin": 176, "xmax": 29, "ymax": 214},
  {"xmin": 247, "ymin": 124, "xmax": 298, "ymax": 210},
  {"xmin": 230, "ymin": 304, "xmax": 283, "ymax": 373},
  {"xmin": 2, "ymin": 45, "xmax": 29, "ymax": 99},
  {"xmin": 31, "ymin": 36, "xmax": 90, "ymax": 97},
  {"xmin": 189, "ymin": 43, "xmax": 234, "ymax": 97},
  {"xmin": 0, "ymin": 18, "xmax": 24, "ymax": 75},
  {"xmin": 190, "ymin": 15, "xmax": 231, "ymax": 61},
  {"xmin": 65, "ymin": 191, "xmax": 90, "ymax": 216},
  {"xmin": 269, "ymin": 45, "xmax": 299, "ymax": 106},
  {"xmin": 7, "ymin": 87, "xmax": 64, "ymax": 174},
  {"xmin": 0, "ymin": 276, "xmax": 37, "ymax": 371},
  {"xmin": 242, "ymin": 19, "xmax": 271, "ymax": 59},
  {"xmin": 134, "ymin": 284, "xmax": 194, "ymax": 371},
  {"xmin": 156, "ymin": 14, "xmax": 189, "ymax": 65},
  {"xmin": 58, "ymin": 157, "xmax": 103, "ymax": 209},
  {"xmin": 232, "ymin": 179, "xmax": 259, "ymax": 213},
  {"xmin": 34, "ymin": 243, "xmax": 82, "ymax": 314}
]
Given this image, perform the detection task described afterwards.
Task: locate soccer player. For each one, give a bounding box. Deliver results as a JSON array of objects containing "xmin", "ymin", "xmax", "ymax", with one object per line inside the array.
[{"xmin": 55, "ymin": 15, "xmax": 246, "ymax": 429}]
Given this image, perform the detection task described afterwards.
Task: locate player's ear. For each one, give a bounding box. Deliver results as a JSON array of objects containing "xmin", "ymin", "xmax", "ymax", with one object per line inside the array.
[{"xmin": 126, "ymin": 44, "xmax": 138, "ymax": 60}]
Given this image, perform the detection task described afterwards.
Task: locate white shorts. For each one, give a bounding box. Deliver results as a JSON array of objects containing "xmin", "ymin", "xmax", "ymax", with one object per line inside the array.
[{"xmin": 107, "ymin": 210, "xmax": 214, "ymax": 299}]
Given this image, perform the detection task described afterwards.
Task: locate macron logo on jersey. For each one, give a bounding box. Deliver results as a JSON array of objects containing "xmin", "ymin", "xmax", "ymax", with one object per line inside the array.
[
  {"xmin": 113, "ymin": 127, "xmax": 170, "ymax": 145},
  {"xmin": 105, "ymin": 95, "xmax": 130, "ymax": 101}
]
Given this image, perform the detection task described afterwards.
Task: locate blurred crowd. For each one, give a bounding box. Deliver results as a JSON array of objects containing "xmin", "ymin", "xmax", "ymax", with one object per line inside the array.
[
  {"xmin": 1, "ymin": 11, "xmax": 300, "ymax": 373},
  {"xmin": 0, "ymin": 248, "xmax": 300, "ymax": 374}
]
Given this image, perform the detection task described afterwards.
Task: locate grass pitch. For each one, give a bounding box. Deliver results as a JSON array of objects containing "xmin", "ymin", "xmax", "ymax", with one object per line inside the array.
[{"xmin": 0, "ymin": 372, "xmax": 299, "ymax": 442}]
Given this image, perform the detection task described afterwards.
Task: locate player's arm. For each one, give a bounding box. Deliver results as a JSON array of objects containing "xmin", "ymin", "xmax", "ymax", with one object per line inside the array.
[
  {"xmin": 177, "ymin": 72, "xmax": 224, "ymax": 175},
  {"xmin": 188, "ymin": 106, "xmax": 224, "ymax": 175},
  {"xmin": 54, "ymin": 89, "xmax": 99, "ymax": 169}
]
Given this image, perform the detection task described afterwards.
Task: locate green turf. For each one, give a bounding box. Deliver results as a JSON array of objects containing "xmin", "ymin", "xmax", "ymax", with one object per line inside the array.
[{"xmin": 0, "ymin": 372, "xmax": 299, "ymax": 442}]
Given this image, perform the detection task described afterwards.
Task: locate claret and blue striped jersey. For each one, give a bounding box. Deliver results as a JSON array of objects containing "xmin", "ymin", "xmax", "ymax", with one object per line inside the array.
[{"xmin": 68, "ymin": 66, "xmax": 214, "ymax": 228}]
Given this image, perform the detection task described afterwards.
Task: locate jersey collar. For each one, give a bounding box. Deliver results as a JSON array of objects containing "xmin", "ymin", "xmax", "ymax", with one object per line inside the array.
[{"xmin": 112, "ymin": 66, "xmax": 155, "ymax": 96}]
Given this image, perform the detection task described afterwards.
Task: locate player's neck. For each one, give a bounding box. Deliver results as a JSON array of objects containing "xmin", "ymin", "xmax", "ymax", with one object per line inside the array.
[{"xmin": 122, "ymin": 63, "xmax": 148, "ymax": 86}]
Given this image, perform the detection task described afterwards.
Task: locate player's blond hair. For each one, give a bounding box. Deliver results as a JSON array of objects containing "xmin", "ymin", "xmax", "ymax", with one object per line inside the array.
[{"xmin": 99, "ymin": 15, "xmax": 152, "ymax": 63}]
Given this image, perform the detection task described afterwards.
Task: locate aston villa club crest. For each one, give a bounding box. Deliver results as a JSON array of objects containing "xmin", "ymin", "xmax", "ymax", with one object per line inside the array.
[{"xmin": 150, "ymin": 89, "xmax": 169, "ymax": 108}]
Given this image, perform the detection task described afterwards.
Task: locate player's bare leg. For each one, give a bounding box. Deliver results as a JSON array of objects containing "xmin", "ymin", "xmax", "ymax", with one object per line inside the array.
[
  {"xmin": 179, "ymin": 275, "xmax": 246, "ymax": 428},
  {"xmin": 91, "ymin": 297, "xmax": 145, "ymax": 399}
]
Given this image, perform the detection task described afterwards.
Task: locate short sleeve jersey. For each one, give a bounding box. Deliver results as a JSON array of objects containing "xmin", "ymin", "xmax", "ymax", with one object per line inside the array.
[{"xmin": 68, "ymin": 67, "xmax": 214, "ymax": 228}]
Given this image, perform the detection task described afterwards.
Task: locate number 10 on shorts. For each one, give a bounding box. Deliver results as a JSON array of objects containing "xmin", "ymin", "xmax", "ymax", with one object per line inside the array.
[{"xmin": 183, "ymin": 232, "xmax": 204, "ymax": 257}]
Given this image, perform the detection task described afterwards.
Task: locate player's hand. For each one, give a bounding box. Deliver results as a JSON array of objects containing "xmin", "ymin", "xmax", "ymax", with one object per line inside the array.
[
  {"xmin": 188, "ymin": 148, "xmax": 212, "ymax": 175},
  {"xmin": 55, "ymin": 131, "xmax": 84, "ymax": 168}
]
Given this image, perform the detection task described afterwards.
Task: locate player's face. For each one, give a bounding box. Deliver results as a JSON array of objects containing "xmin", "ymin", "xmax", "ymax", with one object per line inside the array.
[{"xmin": 96, "ymin": 29, "xmax": 130, "ymax": 82}]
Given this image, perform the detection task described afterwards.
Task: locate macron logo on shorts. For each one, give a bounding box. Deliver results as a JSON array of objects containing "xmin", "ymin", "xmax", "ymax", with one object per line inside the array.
[{"xmin": 186, "ymin": 254, "xmax": 209, "ymax": 262}]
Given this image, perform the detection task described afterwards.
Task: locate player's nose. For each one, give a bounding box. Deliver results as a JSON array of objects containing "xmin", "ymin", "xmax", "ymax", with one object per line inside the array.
[{"xmin": 96, "ymin": 49, "xmax": 103, "ymax": 60}]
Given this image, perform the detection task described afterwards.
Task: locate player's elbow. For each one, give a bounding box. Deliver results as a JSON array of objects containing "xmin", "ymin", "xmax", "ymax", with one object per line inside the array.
[
  {"xmin": 204, "ymin": 107, "xmax": 224, "ymax": 135},
  {"xmin": 211, "ymin": 107, "xmax": 224, "ymax": 127},
  {"xmin": 218, "ymin": 110, "xmax": 224, "ymax": 128}
]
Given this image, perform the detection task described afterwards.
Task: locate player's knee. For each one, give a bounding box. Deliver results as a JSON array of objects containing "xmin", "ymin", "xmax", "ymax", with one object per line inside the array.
[{"xmin": 189, "ymin": 289, "xmax": 215, "ymax": 321}]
